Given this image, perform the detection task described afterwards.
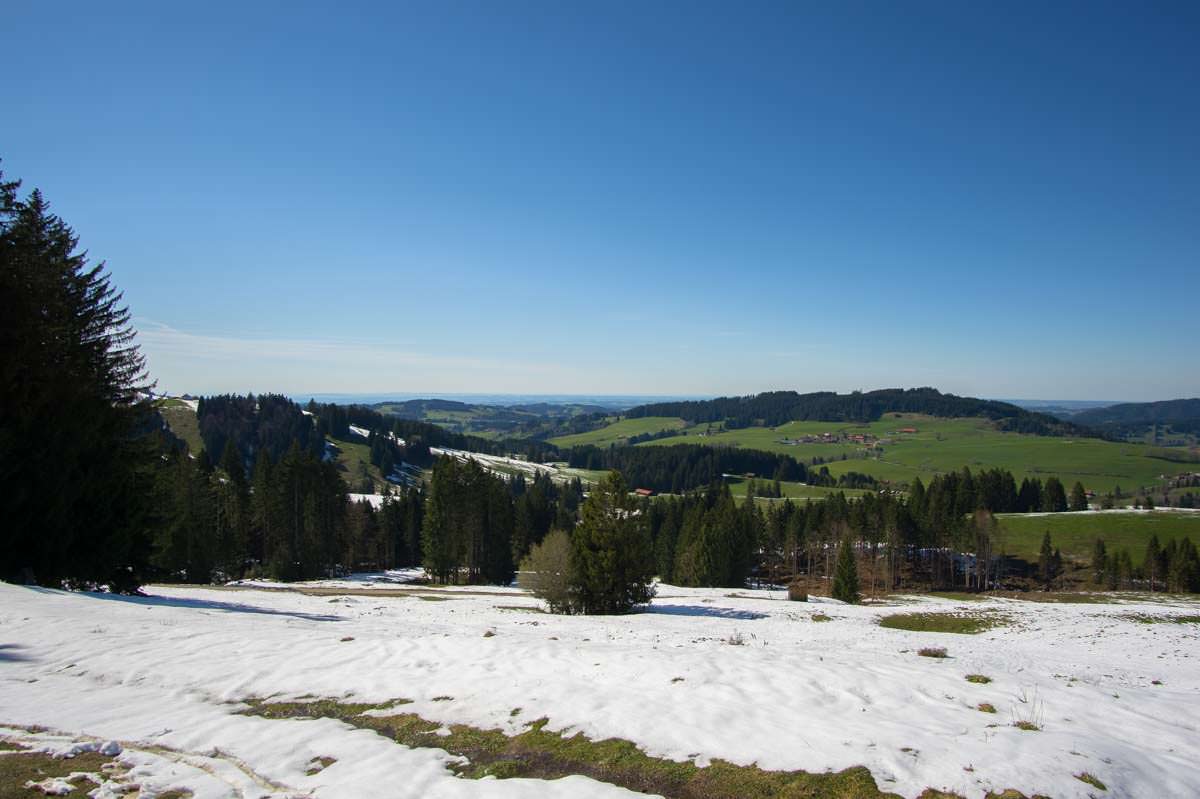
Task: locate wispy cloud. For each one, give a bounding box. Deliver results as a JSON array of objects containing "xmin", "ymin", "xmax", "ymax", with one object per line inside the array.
[{"xmin": 134, "ymin": 319, "xmax": 576, "ymax": 394}]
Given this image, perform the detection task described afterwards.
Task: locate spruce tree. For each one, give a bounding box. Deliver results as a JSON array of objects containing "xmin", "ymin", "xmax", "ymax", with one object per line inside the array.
[
  {"xmin": 1092, "ymin": 538, "xmax": 1107, "ymax": 586},
  {"xmin": 1069, "ymin": 482, "xmax": 1088, "ymax": 512},
  {"xmin": 1, "ymin": 170, "xmax": 155, "ymax": 590},
  {"xmin": 1038, "ymin": 531, "xmax": 1055, "ymax": 589},
  {"xmin": 569, "ymin": 471, "xmax": 655, "ymax": 614},
  {"xmin": 831, "ymin": 536, "xmax": 859, "ymax": 603}
]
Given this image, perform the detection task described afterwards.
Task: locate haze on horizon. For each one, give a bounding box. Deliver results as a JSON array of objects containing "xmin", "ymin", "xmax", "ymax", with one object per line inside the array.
[{"xmin": 6, "ymin": 2, "xmax": 1198, "ymax": 402}]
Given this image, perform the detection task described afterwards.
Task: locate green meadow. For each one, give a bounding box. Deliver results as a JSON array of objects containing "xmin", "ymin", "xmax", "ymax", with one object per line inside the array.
[
  {"xmin": 996, "ymin": 510, "xmax": 1200, "ymax": 565},
  {"xmin": 723, "ymin": 477, "xmax": 872, "ymax": 503},
  {"xmin": 548, "ymin": 416, "xmax": 687, "ymax": 448},
  {"xmin": 615, "ymin": 413, "xmax": 1188, "ymax": 494}
]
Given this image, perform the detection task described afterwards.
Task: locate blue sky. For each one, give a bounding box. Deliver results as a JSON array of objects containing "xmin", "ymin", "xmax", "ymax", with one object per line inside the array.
[{"xmin": 6, "ymin": 1, "xmax": 1198, "ymax": 400}]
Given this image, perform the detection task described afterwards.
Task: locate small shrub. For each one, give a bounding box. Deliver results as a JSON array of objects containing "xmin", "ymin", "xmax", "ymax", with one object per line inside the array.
[
  {"xmin": 726, "ymin": 631, "xmax": 747, "ymax": 646},
  {"xmin": 1075, "ymin": 772, "xmax": 1106, "ymax": 791},
  {"xmin": 787, "ymin": 583, "xmax": 808, "ymax": 602},
  {"xmin": 1013, "ymin": 720, "xmax": 1039, "ymax": 731},
  {"xmin": 977, "ymin": 703, "xmax": 996, "ymax": 713},
  {"xmin": 518, "ymin": 529, "xmax": 574, "ymax": 613},
  {"xmin": 918, "ymin": 647, "xmax": 948, "ymax": 659},
  {"xmin": 965, "ymin": 674, "xmax": 992, "ymax": 684}
]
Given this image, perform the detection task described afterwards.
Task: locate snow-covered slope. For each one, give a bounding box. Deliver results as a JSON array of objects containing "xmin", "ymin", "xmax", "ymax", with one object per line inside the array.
[{"xmin": 1, "ymin": 581, "xmax": 1197, "ymax": 798}]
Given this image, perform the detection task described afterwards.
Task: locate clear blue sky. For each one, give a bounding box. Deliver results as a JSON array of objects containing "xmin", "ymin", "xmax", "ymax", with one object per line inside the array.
[{"xmin": 7, "ymin": 1, "xmax": 1198, "ymax": 400}]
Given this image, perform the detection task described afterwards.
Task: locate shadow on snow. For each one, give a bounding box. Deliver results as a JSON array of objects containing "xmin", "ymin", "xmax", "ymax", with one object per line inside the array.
[
  {"xmin": 20, "ymin": 586, "xmax": 344, "ymax": 622},
  {"xmin": 643, "ymin": 604, "xmax": 768, "ymax": 620},
  {"xmin": 0, "ymin": 644, "xmax": 34, "ymax": 662}
]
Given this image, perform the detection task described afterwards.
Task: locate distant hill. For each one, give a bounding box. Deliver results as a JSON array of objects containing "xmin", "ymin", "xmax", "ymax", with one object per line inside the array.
[
  {"xmin": 1072, "ymin": 398, "xmax": 1200, "ymax": 439},
  {"xmin": 373, "ymin": 398, "xmax": 608, "ymax": 438},
  {"xmin": 1072, "ymin": 398, "xmax": 1200, "ymax": 426},
  {"xmin": 626, "ymin": 388, "xmax": 1089, "ymax": 436}
]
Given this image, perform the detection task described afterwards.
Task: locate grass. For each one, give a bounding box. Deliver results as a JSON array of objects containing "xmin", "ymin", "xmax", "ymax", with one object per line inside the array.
[
  {"xmin": 1119, "ymin": 613, "xmax": 1200, "ymax": 624},
  {"xmin": 158, "ymin": 403, "xmax": 204, "ymax": 454},
  {"xmin": 1013, "ymin": 721, "xmax": 1040, "ymax": 732},
  {"xmin": 977, "ymin": 703, "xmax": 997, "ymax": 713},
  {"xmin": 238, "ymin": 697, "xmax": 911, "ymax": 798},
  {"xmin": 965, "ymin": 674, "xmax": 992, "ymax": 684},
  {"xmin": 996, "ymin": 511, "xmax": 1200, "ymax": 566},
  {"xmin": 0, "ymin": 750, "xmax": 116, "ymax": 798},
  {"xmin": 548, "ymin": 416, "xmax": 688, "ymax": 448},
  {"xmin": 1075, "ymin": 772, "xmax": 1107, "ymax": 791},
  {"xmin": 305, "ymin": 756, "xmax": 336, "ymax": 775},
  {"xmin": 917, "ymin": 647, "xmax": 949, "ymax": 658},
  {"xmin": 328, "ymin": 435, "xmax": 389, "ymax": 492},
  {"xmin": 811, "ymin": 613, "xmax": 833, "ymax": 622},
  {"xmin": 880, "ymin": 612, "xmax": 1008, "ymax": 634},
  {"xmin": 925, "ymin": 591, "xmax": 988, "ymax": 602},
  {"xmin": 621, "ymin": 412, "xmax": 1189, "ymax": 494},
  {"xmin": 724, "ymin": 477, "xmax": 872, "ymax": 504}
]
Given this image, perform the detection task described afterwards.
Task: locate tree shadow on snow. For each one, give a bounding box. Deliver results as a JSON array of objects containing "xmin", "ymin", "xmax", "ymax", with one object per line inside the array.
[
  {"xmin": 642, "ymin": 604, "xmax": 767, "ymax": 620},
  {"xmin": 0, "ymin": 644, "xmax": 34, "ymax": 662},
  {"xmin": 20, "ymin": 587, "xmax": 344, "ymax": 622}
]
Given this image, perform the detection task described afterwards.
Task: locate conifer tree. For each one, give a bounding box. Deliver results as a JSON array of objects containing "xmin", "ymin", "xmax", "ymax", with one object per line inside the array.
[
  {"xmin": 1, "ymin": 169, "xmax": 155, "ymax": 590},
  {"xmin": 1069, "ymin": 482, "xmax": 1089, "ymax": 512},
  {"xmin": 1038, "ymin": 531, "xmax": 1055, "ymax": 589},
  {"xmin": 569, "ymin": 471, "xmax": 655, "ymax": 613},
  {"xmin": 1092, "ymin": 538, "xmax": 1108, "ymax": 586},
  {"xmin": 831, "ymin": 536, "xmax": 859, "ymax": 603},
  {"xmin": 1145, "ymin": 535, "xmax": 1162, "ymax": 591}
]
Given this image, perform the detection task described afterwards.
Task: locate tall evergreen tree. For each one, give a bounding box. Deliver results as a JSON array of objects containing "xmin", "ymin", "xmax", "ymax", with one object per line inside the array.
[
  {"xmin": 1069, "ymin": 482, "xmax": 1089, "ymax": 512},
  {"xmin": 569, "ymin": 471, "xmax": 655, "ymax": 614},
  {"xmin": 1, "ymin": 171, "xmax": 155, "ymax": 591},
  {"xmin": 831, "ymin": 536, "xmax": 860, "ymax": 603},
  {"xmin": 1037, "ymin": 531, "xmax": 1055, "ymax": 589}
]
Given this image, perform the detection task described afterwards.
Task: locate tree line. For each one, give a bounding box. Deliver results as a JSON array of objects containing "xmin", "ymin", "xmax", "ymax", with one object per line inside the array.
[{"xmin": 624, "ymin": 388, "xmax": 1088, "ymax": 436}]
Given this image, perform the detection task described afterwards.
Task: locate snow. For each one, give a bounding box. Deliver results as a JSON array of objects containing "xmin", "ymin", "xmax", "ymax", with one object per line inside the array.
[
  {"xmin": 2, "ymin": 580, "xmax": 1198, "ymax": 798},
  {"xmin": 1002, "ymin": 508, "xmax": 1200, "ymax": 517},
  {"xmin": 348, "ymin": 425, "xmax": 371, "ymax": 439},
  {"xmin": 347, "ymin": 492, "xmax": 387, "ymax": 509}
]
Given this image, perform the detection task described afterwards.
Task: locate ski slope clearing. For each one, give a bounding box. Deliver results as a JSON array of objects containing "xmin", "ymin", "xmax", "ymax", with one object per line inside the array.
[{"xmin": 1, "ymin": 582, "xmax": 1197, "ymax": 798}]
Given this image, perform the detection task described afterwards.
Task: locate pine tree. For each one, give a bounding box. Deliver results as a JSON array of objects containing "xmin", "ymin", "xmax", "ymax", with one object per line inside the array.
[
  {"xmin": 1042, "ymin": 478, "xmax": 1068, "ymax": 513},
  {"xmin": 831, "ymin": 536, "xmax": 859, "ymax": 603},
  {"xmin": 569, "ymin": 471, "xmax": 655, "ymax": 614},
  {"xmin": 1038, "ymin": 531, "xmax": 1055, "ymax": 589},
  {"xmin": 1145, "ymin": 535, "xmax": 1162, "ymax": 592},
  {"xmin": 1092, "ymin": 538, "xmax": 1107, "ymax": 586},
  {"xmin": 1069, "ymin": 482, "xmax": 1088, "ymax": 512},
  {"xmin": 1, "ymin": 171, "xmax": 155, "ymax": 591}
]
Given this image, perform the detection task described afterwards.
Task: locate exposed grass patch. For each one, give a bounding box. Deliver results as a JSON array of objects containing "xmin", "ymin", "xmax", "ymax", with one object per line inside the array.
[
  {"xmin": 0, "ymin": 751, "xmax": 115, "ymax": 798},
  {"xmin": 917, "ymin": 647, "xmax": 949, "ymax": 658},
  {"xmin": 1013, "ymin": 721, "xmax": 1040, "ymax": 731},
  {"xmin": 811, "ymin": 613, "xmax": 833, "ymax": 622},
  {"xmin": 994, "ymin": 592, "xmax": 1117, "ymax": 604},
  {"xmin": 880, "ymin": 612, "xmax": 1007, "ymax": 634},
  {"xmin": 305, "ymin": 756, "xmax": 336, "ymax": 775},
  {"xmin": 494, "ymin": 604, "xmax": 545, "ymax": 613},
  {"xmin": 236, "ymin": 697, "xmax": 940, "ymax": 798},
  {"xmin": 926, "ymin": 591, "xmax": 988, "ymax": 602},
  {"xmin": 0, "ymin": 741, "xmax": 29, "ymax": 752},
  {"xmin": 977, "ymin": 703, "xmax": 997, "ymax": 713},
  {"xmin": 1120, "ymin": 613, "xmax": 1200, "ymax": 624},
  {"xmin": 965, "ymin": 674, "xmax": 992, "ymax": 684},
  {"xmin": 159, "ymin": 404, "xmax": 204, "ymax": 455},
  {"xmin": 1074, "ymin": 772, "xmax": 1107, "ymax": 791}
]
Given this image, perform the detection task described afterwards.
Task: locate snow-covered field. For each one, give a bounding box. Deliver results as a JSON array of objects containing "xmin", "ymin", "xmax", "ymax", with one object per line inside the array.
[{"xmin": 2, "ymin": 579, "xmax": 1197, "ymax": 798}]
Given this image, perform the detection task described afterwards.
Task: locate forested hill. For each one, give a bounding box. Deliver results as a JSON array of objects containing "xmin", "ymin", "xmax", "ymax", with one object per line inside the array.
[
  {"xmin": 626, "ymin": 388, "xmax": 1090, "ymax": 436},
  {"xmin": 1072, "ymin": 398, "xmax": 1200, "ymax": 429}
]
